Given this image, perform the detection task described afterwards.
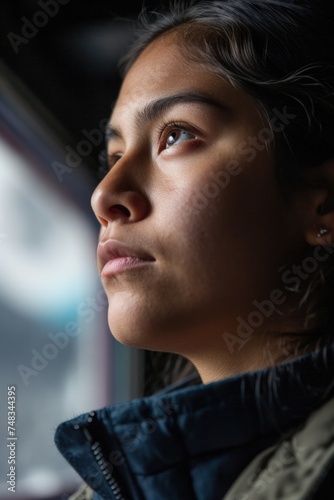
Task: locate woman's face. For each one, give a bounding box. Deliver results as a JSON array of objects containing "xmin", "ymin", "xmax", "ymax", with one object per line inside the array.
[{"xmin": 91, "ymin": 36, "xmax": 306, "ymax": 357}]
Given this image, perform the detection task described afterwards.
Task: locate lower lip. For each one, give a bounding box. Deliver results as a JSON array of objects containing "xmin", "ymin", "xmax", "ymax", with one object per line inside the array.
[{"xmin": 101, "ymin": 257, "xmax": 153, "ymax": 277}]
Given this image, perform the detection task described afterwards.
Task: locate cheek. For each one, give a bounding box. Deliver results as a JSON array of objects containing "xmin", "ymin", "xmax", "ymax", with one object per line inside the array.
[
  {"xmin": 156, "ymin": 160, "xmax": 240, "ymax": 264},
  {"xmin": 162, "ymin": 183, "xmax": 226, "ymax": 271},
  {"xmin": 165, "ymin": 156, "xmax": 291, "ymax": 293}
]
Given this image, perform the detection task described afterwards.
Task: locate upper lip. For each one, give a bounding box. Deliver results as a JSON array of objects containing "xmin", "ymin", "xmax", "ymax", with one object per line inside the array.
[{"xmin": 97, "ymin": 239, "xmax": 154, "ymax": 272}]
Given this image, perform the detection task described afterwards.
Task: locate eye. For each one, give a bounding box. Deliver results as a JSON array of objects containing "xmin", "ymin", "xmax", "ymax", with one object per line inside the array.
[{"xmin": 165, "ymin": 129, "xmax": 196, "ymax": 148}]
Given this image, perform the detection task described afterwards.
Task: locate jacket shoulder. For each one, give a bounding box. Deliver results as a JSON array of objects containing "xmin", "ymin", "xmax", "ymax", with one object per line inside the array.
[
  {"xmin": 68, "ymin": 483, "xmax": 94, "ymax": 500},
  {"xmin": 224, "ymin": 395, "xmax": 334, "ymax": 499}
]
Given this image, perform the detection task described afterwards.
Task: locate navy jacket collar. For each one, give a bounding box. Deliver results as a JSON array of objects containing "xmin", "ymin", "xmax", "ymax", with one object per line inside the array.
[{"xmin": 55, "ymin": 344, "xmax": 334, "ymax": 499}]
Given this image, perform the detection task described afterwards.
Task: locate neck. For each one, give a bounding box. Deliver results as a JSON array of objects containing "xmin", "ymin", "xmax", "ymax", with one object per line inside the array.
[{"xmin": 183, "ymin": 324, "xmax": 317, "ymax": 384}]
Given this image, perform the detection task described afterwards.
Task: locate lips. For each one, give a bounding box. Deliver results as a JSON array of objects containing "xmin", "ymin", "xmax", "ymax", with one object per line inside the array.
[{"xmin": 97, "ymin": 239, "xmax": 155, "ymax": 277}]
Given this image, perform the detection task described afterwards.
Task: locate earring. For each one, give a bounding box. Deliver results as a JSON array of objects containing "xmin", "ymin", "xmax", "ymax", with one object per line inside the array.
[{"xmin": 317, "ymin": 228, "xmax": 329, "ymax": 238}]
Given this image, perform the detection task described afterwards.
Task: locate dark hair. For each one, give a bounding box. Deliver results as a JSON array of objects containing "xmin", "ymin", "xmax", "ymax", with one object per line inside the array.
[{"xmin": 119, "ymin": 0, "xmax": 334, "ymax": 392}]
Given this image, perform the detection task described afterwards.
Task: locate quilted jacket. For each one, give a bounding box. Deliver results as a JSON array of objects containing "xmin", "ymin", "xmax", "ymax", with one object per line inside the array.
[{"xmin": 55, "ymin": 344, "xmax": 334, "ymax": 499}]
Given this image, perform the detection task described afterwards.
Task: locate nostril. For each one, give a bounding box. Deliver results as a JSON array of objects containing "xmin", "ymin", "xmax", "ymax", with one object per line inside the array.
[{"xmin": 109, "ymin": 204, "xmax": 131, "ymax": 217}]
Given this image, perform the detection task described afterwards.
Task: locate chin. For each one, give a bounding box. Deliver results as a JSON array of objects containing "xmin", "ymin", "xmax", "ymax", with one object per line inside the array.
[
  {"xmin": 106, "ymin": 307, "xmax": 183, "ymax": 352},
  {"xmin": 105, "ymin": 291, "xmax": 204, "ymax": 352},
  {"xmin": 107, "ymin": 306, "xmax": 159, "ymax": 349}
]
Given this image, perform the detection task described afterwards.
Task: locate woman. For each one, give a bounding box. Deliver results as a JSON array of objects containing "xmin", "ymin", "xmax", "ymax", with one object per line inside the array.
[{"xmin": 55, "ymin": 1, "xmax": 334, "ymax": 498}]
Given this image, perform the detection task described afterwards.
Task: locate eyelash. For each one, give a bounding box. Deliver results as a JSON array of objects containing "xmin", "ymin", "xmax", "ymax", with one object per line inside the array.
[
  {"xmin": 157, "ymin": 120, "xmax": 190, "ymax": 142},
  {"xmin": 98, "ymin": 121, "xmax": 195, "ymax": 179}
]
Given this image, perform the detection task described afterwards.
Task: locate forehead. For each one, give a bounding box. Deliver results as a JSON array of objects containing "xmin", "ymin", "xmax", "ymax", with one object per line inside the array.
[{"xmin": 112, "ymin": 36, "xmax": 254, "ymax": 119}]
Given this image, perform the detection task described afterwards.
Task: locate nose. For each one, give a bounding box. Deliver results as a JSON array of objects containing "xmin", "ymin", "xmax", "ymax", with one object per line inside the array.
[{"xmin": 91, "ymin": 157, "xmax": 150, "ymax": 227}]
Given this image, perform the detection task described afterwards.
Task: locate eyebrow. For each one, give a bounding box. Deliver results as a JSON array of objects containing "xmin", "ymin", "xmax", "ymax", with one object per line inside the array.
[{"xmin": 105, "ymin": 91, "xmax": 228, "ymax": 143}]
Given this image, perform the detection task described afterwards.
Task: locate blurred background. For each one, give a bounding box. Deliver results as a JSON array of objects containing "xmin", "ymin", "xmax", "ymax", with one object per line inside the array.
[{"xmin": 0, "ymin": 1, "xmax": 164, "ymax": 498}]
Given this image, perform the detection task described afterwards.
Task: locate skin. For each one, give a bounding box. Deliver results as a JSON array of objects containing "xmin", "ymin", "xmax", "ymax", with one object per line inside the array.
[{"xmin": 91, "ymin": 36, "xmax": 325, "ymax": 383}]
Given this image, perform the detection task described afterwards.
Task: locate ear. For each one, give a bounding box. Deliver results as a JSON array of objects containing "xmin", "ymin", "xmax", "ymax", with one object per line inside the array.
[{"xmin": 300, "ymin": 159, "xmax": 334, "ymax": 246}]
